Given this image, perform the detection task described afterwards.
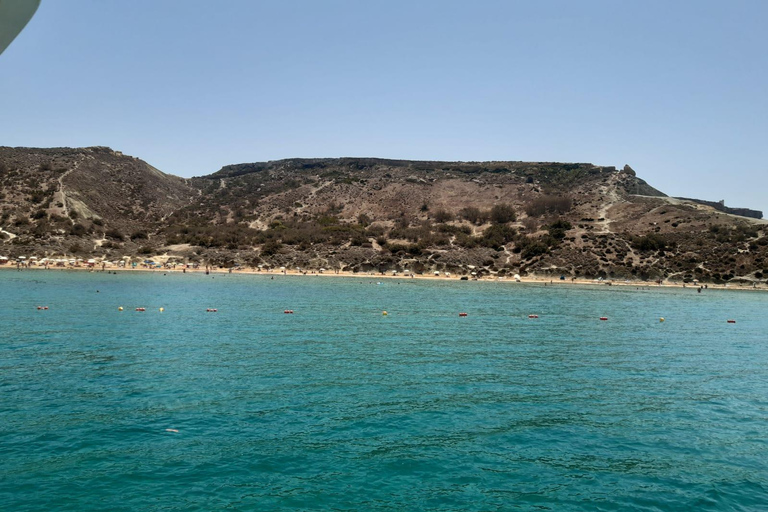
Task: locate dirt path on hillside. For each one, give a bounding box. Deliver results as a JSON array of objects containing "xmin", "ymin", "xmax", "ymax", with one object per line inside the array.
[
  {"xmin": 595, "ymin": 176, "xmax": 621, "ymax": 234},
  {"xmin": 53, "ymin": 157, "xmax": 85, "ymax": 219}
]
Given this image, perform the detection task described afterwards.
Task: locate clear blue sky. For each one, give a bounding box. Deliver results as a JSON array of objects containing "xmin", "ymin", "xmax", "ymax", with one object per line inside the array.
[{"xmin": 1, "ymin": 0, "xmax": 766, "ymax": 214}]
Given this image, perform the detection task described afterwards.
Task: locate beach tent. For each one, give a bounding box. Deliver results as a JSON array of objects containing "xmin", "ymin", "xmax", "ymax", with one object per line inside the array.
[{"xmin": 513, "ymin": 274, "xmax": 521, "ymax": 282}]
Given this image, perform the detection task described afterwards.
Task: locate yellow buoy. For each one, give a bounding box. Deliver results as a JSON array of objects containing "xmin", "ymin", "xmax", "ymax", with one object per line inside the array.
[
  {"xmin": 159, "ymin": 307, "xmax": 164, "ymax": 312},
  {"xmin": 118, "ymin": 306, "xmax": 123, "ymax": 311},
  {"xmin": 660, "ymin": 317, "xmax": 665, "ymax": 322},
  {"xmin": 382, "ymin": 311, "xmax": 388, "ymax": 316}
]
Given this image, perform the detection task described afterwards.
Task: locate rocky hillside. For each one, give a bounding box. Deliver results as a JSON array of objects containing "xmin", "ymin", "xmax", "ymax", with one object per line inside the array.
[
  {"xmin": 0, "ymin": 146, "xmax": 195, "ymax": 254},
  {"xmin": 1, "ymin": 148, "xmax": 767, "ymax": 284}
]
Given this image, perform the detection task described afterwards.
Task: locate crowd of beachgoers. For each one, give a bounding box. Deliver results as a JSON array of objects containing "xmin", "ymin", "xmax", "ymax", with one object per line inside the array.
[{"xmin": 1, "ymin": 254, "xmax": 765, "ymax": 291}]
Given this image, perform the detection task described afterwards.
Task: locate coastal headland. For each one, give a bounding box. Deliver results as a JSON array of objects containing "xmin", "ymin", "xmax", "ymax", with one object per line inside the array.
[{"xmin": 1, "ymin": 146, "xmax": 766, "ymax": 286}]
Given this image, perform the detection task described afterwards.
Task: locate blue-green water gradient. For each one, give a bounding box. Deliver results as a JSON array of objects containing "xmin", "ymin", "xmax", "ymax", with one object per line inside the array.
[{"xmin": 1, "ymin": 270, "xmax": 767, "ymax": 510}]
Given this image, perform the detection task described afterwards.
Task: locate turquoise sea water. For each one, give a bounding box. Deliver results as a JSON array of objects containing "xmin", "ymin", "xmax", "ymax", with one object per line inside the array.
[{"xmin": 1, "ymin": 270, "xmax": 768, "ymax": 511}]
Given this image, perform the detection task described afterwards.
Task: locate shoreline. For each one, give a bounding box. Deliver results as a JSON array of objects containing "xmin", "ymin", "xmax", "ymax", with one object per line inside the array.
[{"xmin": 2, "ymin": 264, "xmax": 765, "ymax": 292}]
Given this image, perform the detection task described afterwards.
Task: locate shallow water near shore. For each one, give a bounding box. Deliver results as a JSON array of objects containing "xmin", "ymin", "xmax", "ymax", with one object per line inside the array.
[{"xmin": 2, "ymin": 270, "xmax": 768, "ymax": 511}]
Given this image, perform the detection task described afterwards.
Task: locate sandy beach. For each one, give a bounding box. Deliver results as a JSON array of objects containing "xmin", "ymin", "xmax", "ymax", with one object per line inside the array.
[{"xmin": 2, "ymin": 263, "xmax": 765, "ymax": 292}]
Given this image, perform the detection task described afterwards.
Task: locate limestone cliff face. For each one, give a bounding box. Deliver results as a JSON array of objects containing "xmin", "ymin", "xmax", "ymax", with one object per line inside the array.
[{"xmin": 1, "ymin": 149, "xmax": 766, "ymax": 283}]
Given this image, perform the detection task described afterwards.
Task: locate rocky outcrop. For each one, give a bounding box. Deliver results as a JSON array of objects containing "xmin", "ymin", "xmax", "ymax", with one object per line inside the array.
[{"xmin": 675, "ymin": 198, "xmax": 763, "ymax": 220}]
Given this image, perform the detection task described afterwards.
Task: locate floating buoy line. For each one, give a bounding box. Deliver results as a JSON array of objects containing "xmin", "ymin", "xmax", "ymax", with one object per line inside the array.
[{"xmin": 60, "ymin": 306, "xmax": 736, "ymax": 325}]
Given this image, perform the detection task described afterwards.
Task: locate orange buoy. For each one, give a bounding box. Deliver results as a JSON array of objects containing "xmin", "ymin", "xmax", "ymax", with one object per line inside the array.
[{"xmin": 599, "ymin": 317, "xmax": 608, "ymax": 321}]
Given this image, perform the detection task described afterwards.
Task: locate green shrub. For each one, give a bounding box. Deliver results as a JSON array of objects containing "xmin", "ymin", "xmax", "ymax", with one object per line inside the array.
[
  {"xmin": 633, "ymin": 234, "xmax": 667, "ymax": 251},
  {"xmin": 106, "ymin": 228, "xmax": 124, "ymax": 240},
  {"xmin": 261, "ymin": 239, "xmax": 283, "ymax": 256},
  {"xmin": 489, "ymin": 204, "xmax": 516, "ymax": 224},
  {"xmin": 459, "ymin": 207, "xmax": 487, "ymax": 225},
  {"xmin": 432, "ymin": 209, "xmax": 454, "ymax": 223},
  {"xmin": 481, "ymin": 224, "xmax": 517, "ymax": 249},
  {"xmin": 70, "ymin": 223, "xmax": 88, "ymax": 236}
]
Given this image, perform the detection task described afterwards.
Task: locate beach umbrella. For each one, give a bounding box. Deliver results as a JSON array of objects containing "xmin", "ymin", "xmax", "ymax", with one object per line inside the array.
[
  {"xmin": 87, "ymin": 259, "xmax": 96, "ymax": 264},
  {"xmin": 514, "ymin": 274, "xmax": 521, "ymax": 282},
  {"xmin": 29, "ymin": 256, "xmax": 37, "ymax": 260},
  {"xmin": 18, "ymin": 256, "xmax": 26, "ymax": 260}
]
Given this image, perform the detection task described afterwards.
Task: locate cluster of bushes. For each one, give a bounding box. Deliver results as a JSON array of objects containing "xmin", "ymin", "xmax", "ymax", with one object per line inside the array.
[
  {"xmin": 632, "ymin": 233, "xmax": 669, "ymax": 252},
  {"xmin": 709, "ymin": 224, "xmax": 761, "ymax": 244},
  {"xmin": 525, "ymin": 195, "xmax": 572, "ymax": 217},
  {"xmin": 455, "ymin": 204, "xmax": 517, "ymax": 225},
  {"xmin": 157, "ymin": 204, "xmax": 576, "ymax": 261}
]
